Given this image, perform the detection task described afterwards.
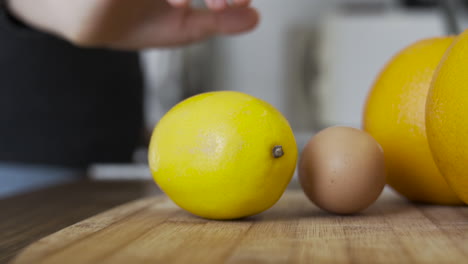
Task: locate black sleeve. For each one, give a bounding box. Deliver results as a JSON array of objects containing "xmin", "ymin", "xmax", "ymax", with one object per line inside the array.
[{"xmin": 0, "ymin": 0, "xmax": 144, "ymax": 168}]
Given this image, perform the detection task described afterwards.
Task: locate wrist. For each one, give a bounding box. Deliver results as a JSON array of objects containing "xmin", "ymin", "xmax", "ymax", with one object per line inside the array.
[
  {"xmin": 5, "ymin": 0, "xmax": 33, "ymax": 27},
  {"xmin": 3, "ymin": 0, "xmax": 31, "ymax": 29},
  {"xmin": 5, "ymin": 0, "xmax": 58, "ymax": 35}
]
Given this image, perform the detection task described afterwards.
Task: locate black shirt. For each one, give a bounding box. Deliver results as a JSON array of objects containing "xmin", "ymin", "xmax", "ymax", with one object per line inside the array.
[{"xmin": 0, "ymin": 3, "xmax": 144, "ymax": 168}]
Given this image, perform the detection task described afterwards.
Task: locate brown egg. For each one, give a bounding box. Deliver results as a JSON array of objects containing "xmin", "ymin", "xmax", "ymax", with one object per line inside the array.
[{"xmin": 298, "ymin": 126, "xmax": 386, "ymax": 214}]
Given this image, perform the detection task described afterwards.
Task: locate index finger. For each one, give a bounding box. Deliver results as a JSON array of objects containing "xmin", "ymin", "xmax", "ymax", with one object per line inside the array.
[
  {"xmin": 204, "ymin": 0, "xmax": 251, "ymax": 11},
  {"xmin": 166, "ymin": 0, "xmax": 191, "ymax": 8}
]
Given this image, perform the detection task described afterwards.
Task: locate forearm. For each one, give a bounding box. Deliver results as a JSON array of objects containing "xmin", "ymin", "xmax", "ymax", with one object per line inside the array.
[
  {"xmin": 6, "ymin": 0, "xmax": 54, "ymax": 32},
  {"xmin": 2, "ymin": 0, "xmax": 258, "ymax": 50},
  {"xmin": 5, "ymin": 0, "xmax": 96, "ymax": 44},
  {"xmin": 0, "ymin": 0, "xmax": 41, "ymax": 35}
]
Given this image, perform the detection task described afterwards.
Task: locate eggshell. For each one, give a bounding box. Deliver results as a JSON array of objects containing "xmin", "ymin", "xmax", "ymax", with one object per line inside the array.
[{"xmin": 298, "ymin": 126, "xmax": 386, "ymax": 214}]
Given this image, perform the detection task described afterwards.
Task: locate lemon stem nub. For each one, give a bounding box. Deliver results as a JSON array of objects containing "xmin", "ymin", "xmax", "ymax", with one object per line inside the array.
[{"xmin": 273, "ymin": 145, "xmax": 284, "ymax": 158}]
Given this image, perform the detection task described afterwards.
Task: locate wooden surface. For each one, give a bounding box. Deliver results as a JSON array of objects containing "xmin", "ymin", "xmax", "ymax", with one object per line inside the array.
[
  {"xmin": 0, "ymin": 180, "xmax": 160, "ymax": 264},
  {"xmin": 9, "ymin": 187, "xmax": 468, "ymax": 264}
]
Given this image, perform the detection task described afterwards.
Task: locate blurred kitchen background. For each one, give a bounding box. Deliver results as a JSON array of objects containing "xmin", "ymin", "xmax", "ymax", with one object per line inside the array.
[{"xmin": 89, "ymin": 0, "xmax": 468, "ymax": 180}]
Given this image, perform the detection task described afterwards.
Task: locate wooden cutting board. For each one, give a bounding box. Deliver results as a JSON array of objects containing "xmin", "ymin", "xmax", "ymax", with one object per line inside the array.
[{"xmin": 11, "ymin": 189, "xmax": 468, "ymax": 264}]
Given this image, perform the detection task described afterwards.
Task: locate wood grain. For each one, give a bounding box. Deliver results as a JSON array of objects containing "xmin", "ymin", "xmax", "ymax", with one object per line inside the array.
[
  {"xmin": 0, "ymin": 180, "xmax": 159, "ymax": 264},
  {"xmin": 10, "ymin": 188, "xmax": 468, "ymax": 264}
]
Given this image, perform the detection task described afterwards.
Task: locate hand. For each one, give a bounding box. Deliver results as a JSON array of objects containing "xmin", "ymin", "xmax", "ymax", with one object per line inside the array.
[{"xmin": 6, "ymin": 0, "xmax": 259, "ymax": 49}]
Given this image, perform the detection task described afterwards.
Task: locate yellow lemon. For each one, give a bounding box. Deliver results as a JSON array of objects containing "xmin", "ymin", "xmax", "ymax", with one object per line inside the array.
[
  {"xmin": 363, "ymin": 37, "xmax": 462, "ymax": 205},
  {"xmin": 426, "ymin": 29, "xmax": 468, "ymax": 204},
  {"xmin": 148, "ymin": 91, "xmax": 298, "ymax": 219}
]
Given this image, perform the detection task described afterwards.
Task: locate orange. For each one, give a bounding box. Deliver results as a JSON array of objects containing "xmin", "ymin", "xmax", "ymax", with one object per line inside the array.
[
  {"xmin": 363, "ymin": 37, "xmax": 462, "ymax": 205},
  {"xmin": 426, "ymin": 29, "xmax": 468, "ymax": 204}
]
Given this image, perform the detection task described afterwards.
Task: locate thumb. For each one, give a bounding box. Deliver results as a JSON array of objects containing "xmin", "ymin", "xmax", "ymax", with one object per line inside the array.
[
  {"xmin": 214, "ymin": 7, "xmax": 259, "ymax": 34},
  {"xmin": 107, "ymin": 6, "xmax": 259, "ymax": 49},
  {"xmin": 172, "ymin": 6, "xmax": 259, "ymax": 45}
]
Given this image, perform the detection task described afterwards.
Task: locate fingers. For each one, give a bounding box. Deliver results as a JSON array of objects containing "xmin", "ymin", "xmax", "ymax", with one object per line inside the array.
[
  {"xmin": 167, "ymin": 0, "xmax": 252, "ymax": 11},
  {"xmin": 214, "ymin": 6, "xmax": 259, "ymax": 34},
  {"xmin": 204, "ymin": 0, "xmax": 252, "ymax": 11},
  {"xmin": 232, "ymin": 0, "xmax": 251, "ymax": 7},
  {"xmin": 183, "ymin": 6, "xmax": 259, "ymax": 40},
  {"xmin": 164, "ymin": 6, "xmax": 259, "ymax": 45},
  {"xmin": 166, "ymin": 0, "xmax": 191, "ymax": 8},
  {"xmin": 108, "ymin": 4, "xmax": 259, "ymax": 49},
  {"xmin": 204, "ymin": 0, "xmax": 228, "ymax": 11}
]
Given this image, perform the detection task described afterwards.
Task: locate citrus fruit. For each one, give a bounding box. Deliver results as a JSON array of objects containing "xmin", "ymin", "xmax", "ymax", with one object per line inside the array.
[
  {"xmin": 426, "ymin": 29, "xmax": 468, "ymax": 204},
  {"xmin": 363, "ymin": 37, "xmax": 462, "ymax": 205},
  {"xmin": 148, "ymin": 91, "xmax": 298, "ymax": 219}
]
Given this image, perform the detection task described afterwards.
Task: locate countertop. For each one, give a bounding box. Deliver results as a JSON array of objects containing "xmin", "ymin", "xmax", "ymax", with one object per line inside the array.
[
  {"xmin": 0, "ymin": 180, "xmax": 160, "ymax": 264},
  {"xmin": 2, "ymin": 180, "xmax": 468, "ymax": 264}
]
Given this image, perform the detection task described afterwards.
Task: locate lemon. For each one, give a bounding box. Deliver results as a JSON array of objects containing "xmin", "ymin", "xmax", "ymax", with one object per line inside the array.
[
  {"xmin": 363, "ymin": 37, "xmax": 462, "ymax": 205},
  {"xmin": 148, "ymin": 91, "xmax": 298, "ymax": 219},
  {"xmin": 426, "ymin": 29, "xmax": 468, "ymax": 204}
]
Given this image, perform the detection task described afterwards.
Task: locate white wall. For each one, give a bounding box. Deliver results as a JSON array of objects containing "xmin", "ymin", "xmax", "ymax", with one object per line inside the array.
[
  {"xmin": 210, "ymin": 0, "xmax": 329, "ymax": 133},
  {"xmin": 315, "ymin": 9, "xmax": 445, "ymax": 129}
]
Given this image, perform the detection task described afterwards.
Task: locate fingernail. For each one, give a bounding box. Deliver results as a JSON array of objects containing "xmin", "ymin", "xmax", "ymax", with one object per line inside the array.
[
  {"xmin": 209, "ymin": 0, "xmax": 227, "ymax": 10},
  {"xmin": 168, "ymin": 0, "xmax": 186, "ymax": 6},
  {"xmin": 233, "ymin": 0, "xmax": 250, "ymax": 6}
]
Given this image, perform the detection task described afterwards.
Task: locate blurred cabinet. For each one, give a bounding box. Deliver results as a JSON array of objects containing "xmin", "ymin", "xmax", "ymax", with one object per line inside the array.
[{"xmin": 314, "ymin": 8, "xmax": 445, "ymax": 129}]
